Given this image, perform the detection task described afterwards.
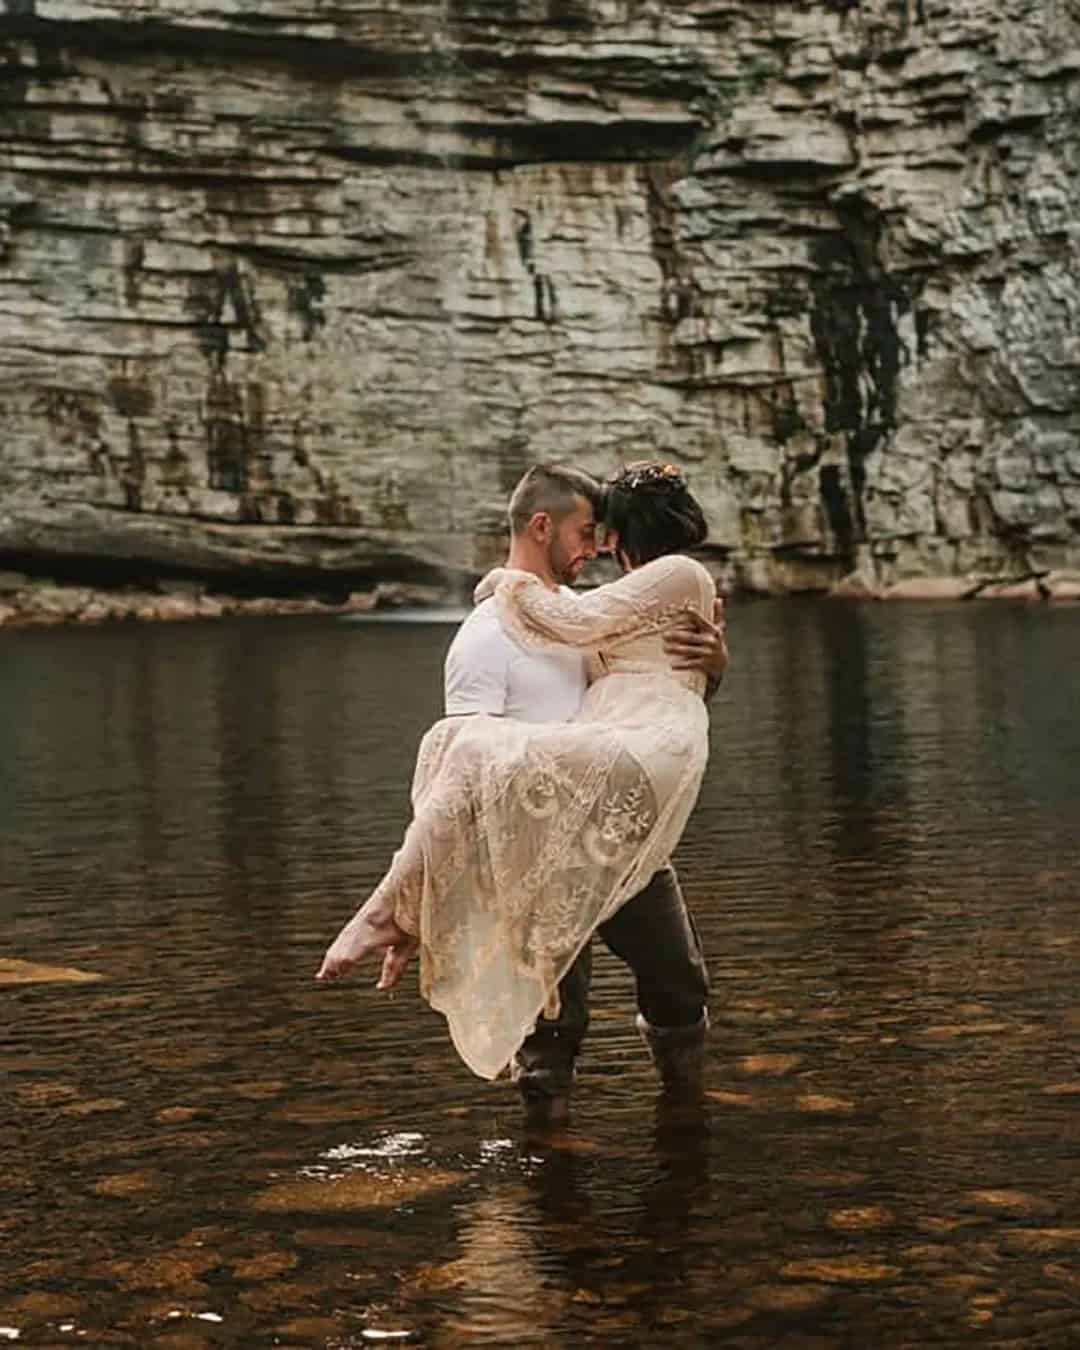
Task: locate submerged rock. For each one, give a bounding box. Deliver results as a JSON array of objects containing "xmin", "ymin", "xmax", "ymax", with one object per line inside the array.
[
  {"xmin": 780, "ymin": 1256, "xmax": 900, "ymax": 1283},
  {"xmin": 60, "ymin": 1097, "xmax": 127, "ymax": 1117},
  {"xmin": 736, "ymin": 1053, "xmax": 803, "ymax": 1077},
  {"xmin": 252, "ymin": 1168, "xmax": 465, "ymax": 1213},
  {"xmin": 795, "ymin": 1093, "xmax": 856, "ymax": 1114},
  {"xmin": 230, "ymin": 1252, "xmax": 299, "ymax": 1282},
  {"xmin": 92, "ymin": 1170, "xmax": 161, "ymax": 1199},
  {"xmin": 0, "ymin": 958, "xmax": 102, "ymax": 985},
  {"xmin": 827, "ymin": 1206, "xmax": 895, "ymax": 1231},
  {"xmin": 746, "ymin": 1283, "xmax": 831, "ymax": 1312},
  {"xmin": 963, "ymin": 1190, "xmax": 1059, "ymax": 1219}
]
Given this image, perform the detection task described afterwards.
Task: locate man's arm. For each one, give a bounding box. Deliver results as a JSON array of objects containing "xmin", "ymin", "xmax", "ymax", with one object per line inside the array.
[{"xmin": 662, "ymin": 598, "xmax": 728, "ymax": 701}]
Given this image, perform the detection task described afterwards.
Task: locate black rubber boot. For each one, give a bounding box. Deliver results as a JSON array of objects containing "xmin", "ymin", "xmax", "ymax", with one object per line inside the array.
[
  {"xmin": 635, "ymin": 1010, "xmax": 709, "ymax": 1097},
  {"xmin": 510, "ymin": 1054, "xmax": 573, "ymax": 1130}
]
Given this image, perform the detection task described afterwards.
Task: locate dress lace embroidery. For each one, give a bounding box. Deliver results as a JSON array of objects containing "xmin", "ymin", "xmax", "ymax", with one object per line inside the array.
[{"xmin": 364, "ymin": 554, "xmax": 716, "ymax": 1079}]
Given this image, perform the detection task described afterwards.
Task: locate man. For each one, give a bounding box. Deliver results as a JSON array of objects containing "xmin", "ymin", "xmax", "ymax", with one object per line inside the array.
[{"xmin": 442, "ymin": 462, "xmax": 728, "ymax": 1126}]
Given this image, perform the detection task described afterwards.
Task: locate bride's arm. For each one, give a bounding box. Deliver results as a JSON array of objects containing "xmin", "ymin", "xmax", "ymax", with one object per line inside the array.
[{"xmin": 494, "ymin": 555, "xmax": 716, "ymax": 650}]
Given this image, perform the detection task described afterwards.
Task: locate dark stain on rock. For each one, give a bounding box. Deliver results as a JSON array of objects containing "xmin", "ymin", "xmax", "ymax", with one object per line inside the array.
[
  {"xmin": 122, "ymin": 239, "xmax": 145, "ymax": 309},
  {"xmin": 546, "ymin": 0, "xmax": 593, "ymax": 28},
  {"xmin": 819, "ymin": 463, "xmax": 856, "ymax": 558},
  {"xmin": 809, "ymin": 203, "xmax": 910, "ymax": 561},
  {"xmin": 483, "ymin": 210, "xmax": 503, "ymax": 267},
  {"xmin": 498, "ymin": 434, "xmax": 532, "ymax": 496},
  {"xmin": 235, "ymin": 492, "xmax": 262, "ymax": 524},
  {"xmin": 514, "ymin": 211, "xmax": 534, "ymax": 271},
  {"xmin": 769, "ymin": 385, "xmax": 808, "ymax": 445},
  {"xmin": 187, "ymin": 264, "xmax": 267, "ymax": 357},
  {"xmin": 152, "ymin": 89, "xmax": 190, "ymax": 116},
  {"xmin": 512, "ymin": 210, "xmax": 558, "ymax": 324},
  {"xmin": 161, "ymin": 421, "xmax": 190, "ymax": 488},
  {"xmin": 202, "ymin": 371, "xmax": 281, "ymax": 520},
  {"xmin": 288, "ymin": 272, "xmax": 327, "ymax": 341},
  {"xmin": 245, "ymin": 380, "xmax": 267, "ymax": 453},
  {"xmin": 108, "ymin": 375, "xmax": 154, "ymax": 419},
  {"xmin": 642, "ymin": 163, "xmax": 701, "ymax": 374},
  {"xmin": 765, "ymin": 271, "xmax": 808, "ymax": 321},
  {"xmin": 914, "ymin": 307, "xmax": 932, "ymax": 360},
  {"xmin": 33, "ymin": 387, "xmax": 101, "ymax": 444},
  {"xmin": 205, "ymin": 362, "xmax": 253, "ymax": 494},
  {"xmin": 642, "ymin": 165, "xmax": 677, "ymax": 288},
  {"xmin": 122, "ymin": 420, "xmax": 145, "ymax": 511},
  {"xmin": 307, "ymin": 473, "xmax": 362, "ymax": 527},
  {"xmin": 115, "ymin": 88, "xmax": 149, "ymax": 149},
  {"xmin": 374, "ymin": 474, "xmax": 411, "ymax": 530},
  {"xmin": 533, "ymin": 273, "xmax": 557, "ymax": 323}
]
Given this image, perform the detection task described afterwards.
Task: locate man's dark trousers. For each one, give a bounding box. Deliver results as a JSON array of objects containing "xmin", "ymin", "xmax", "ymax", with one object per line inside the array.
[{"xmin": 512, "ymin": 864, "xmax": 709, "ymax": 1102}]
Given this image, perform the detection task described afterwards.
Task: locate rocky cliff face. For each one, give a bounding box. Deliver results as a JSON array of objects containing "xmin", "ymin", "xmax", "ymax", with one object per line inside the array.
[{"xmin": 1, "ymin": 0, "xmax": 1078, "ymax": 603}]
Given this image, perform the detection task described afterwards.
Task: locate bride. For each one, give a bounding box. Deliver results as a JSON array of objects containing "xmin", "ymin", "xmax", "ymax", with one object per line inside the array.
[{"xmin": 316, "ymin": 462, "xmax": 719, "ymax": 1081}]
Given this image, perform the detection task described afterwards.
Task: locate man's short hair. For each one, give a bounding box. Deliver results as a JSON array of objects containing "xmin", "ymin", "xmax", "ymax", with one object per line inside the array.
[{"xmin": 507, "ymin": 463, "xmax": 604, "ymax": 536}]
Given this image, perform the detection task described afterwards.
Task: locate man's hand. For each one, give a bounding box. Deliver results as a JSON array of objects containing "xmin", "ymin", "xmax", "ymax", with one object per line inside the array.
[{"xmin": 663, "ymin": 599, "xmax": 728, "ymax": 681}]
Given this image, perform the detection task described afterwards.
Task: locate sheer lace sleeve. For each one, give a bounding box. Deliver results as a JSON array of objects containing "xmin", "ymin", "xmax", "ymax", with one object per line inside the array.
[
  {"xmin": 585, "ymin": 650, "xmax": 608, "ymax": 685},
  {"xmin": 490, "ymin": 555, "xmax": 715, "ymax": 652}
]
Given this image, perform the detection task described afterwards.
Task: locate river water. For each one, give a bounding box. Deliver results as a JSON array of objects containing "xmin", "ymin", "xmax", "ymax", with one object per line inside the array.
[{"xmin": 2, "ymin": 599, "xmax": 1079, "ymax": 1347}]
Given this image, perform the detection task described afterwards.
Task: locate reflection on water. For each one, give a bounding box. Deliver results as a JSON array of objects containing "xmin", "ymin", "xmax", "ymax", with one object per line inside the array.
[
  {"xmin": 342, "ymin": 608, "xmax": 471, "ymax": 626},
  {"xmin": 2, "ymin": 602, "xmax": 1080, "ymax": 1347}
]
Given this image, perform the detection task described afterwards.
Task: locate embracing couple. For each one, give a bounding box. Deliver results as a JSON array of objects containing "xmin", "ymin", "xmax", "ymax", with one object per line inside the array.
[{"xmin": 317, "ymin": 461, "xmax": 728, "ymax": 1126}]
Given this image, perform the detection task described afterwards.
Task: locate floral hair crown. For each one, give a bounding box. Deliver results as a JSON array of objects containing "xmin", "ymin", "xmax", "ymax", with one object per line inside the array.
[{"xmin": 608, "ymin": 461, "xmax": 686, "ymax": 493}]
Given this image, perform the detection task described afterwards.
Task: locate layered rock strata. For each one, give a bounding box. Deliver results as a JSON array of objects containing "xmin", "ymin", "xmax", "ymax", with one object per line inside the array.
[{"xmin": 1, "ymin": 0, "xmax": 1078, "ymax": 612}]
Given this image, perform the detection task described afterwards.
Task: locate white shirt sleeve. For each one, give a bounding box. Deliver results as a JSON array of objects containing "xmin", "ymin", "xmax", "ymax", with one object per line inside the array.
[{"xmin": 444, "ymin": 612, "xmax": 509, "ymax": 716}]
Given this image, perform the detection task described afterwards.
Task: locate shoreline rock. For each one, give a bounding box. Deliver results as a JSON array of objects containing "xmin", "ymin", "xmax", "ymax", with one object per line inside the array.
[
  {"xmin": 829, "ymin": 569, "xmax": 1080, "ymax": 603},
  {"xmin": 0, "ymin": 578, "xmax": 461, "ymax": 629},
  {"xmin": 2, "ymin": 565, "xmax": 1079, "ymax": 631}
]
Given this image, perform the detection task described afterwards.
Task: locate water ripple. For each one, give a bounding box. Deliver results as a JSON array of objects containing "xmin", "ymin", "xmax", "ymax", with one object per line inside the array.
[{"xmin": 2, "ymin": 603, "xmax": 1079, "ymax": 1346}]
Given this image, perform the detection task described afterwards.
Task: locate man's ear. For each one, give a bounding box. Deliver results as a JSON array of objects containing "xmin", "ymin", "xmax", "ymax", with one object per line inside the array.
[{"xmin": 527, "ymin": 511, "xmax": 553, "ymax": 543}]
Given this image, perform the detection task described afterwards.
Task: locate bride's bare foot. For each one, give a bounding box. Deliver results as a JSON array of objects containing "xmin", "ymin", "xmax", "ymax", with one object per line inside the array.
[{"xmin": 315, "ymin": 902, "xmax": 413, "ymax": 983}]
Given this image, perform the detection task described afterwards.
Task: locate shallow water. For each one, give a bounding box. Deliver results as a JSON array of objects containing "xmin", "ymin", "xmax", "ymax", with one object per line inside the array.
[{"xmin": 3, "ymin": 600, "xmax": 1080, "ymax": 1348}]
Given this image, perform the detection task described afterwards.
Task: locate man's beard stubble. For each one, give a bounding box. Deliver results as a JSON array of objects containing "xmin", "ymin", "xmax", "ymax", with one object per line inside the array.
[{"xmin": 547, "ymin": 541, "xmax": 578, "ymax": 587}]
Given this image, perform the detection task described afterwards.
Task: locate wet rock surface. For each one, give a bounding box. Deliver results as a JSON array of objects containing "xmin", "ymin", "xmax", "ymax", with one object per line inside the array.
[{"xmin": 0, "ymin": 2, "xmax": 1078, "ymax": 602}]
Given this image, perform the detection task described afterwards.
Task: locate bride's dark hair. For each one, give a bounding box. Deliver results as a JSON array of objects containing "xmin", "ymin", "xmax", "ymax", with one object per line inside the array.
[{"xmin": 603, "ymin": 461, "xmax": 708, "ymax": 566}]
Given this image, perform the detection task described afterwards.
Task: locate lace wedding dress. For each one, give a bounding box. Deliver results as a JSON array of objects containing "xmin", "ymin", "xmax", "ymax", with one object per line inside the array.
[{"xmin": 366, "ymin": 553, "xmax": 716, "ymax": 1080}]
